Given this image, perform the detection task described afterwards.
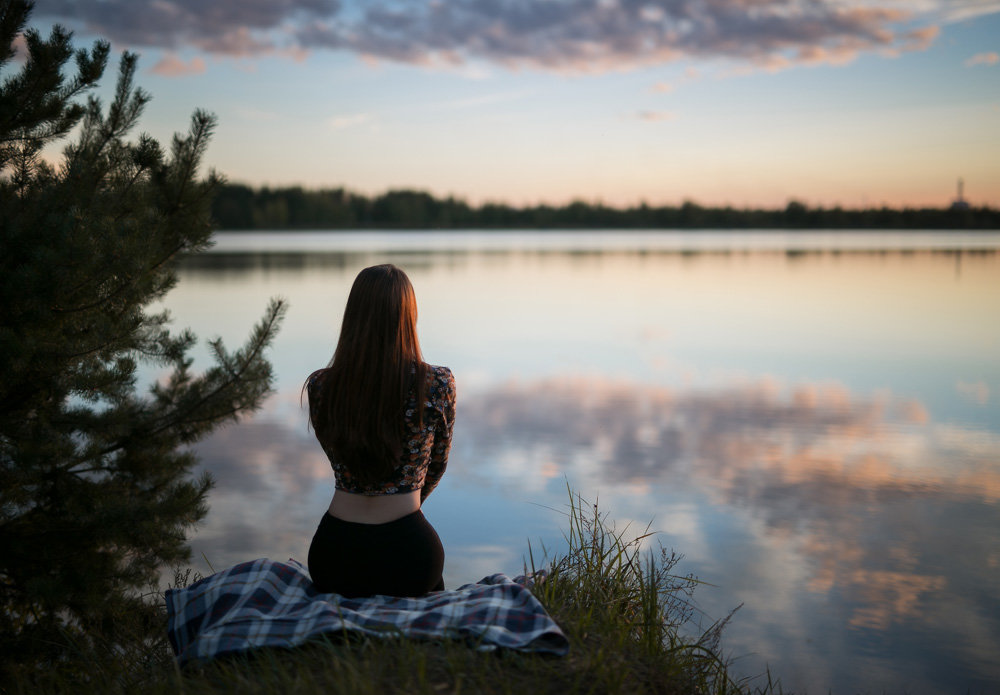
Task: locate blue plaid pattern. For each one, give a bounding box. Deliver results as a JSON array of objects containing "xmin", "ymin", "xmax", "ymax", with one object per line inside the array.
[{"xmin": 165, "ymin": 558, "xmax": 569, "ymax": 665}]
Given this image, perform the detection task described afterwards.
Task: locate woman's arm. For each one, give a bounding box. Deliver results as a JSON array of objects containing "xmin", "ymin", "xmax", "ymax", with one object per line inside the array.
[{"xmin": 420, "ymin": 368, "xmax": 456, "ymax": 502}]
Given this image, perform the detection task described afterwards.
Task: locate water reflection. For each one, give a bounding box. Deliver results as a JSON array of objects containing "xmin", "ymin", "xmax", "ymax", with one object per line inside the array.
[
  {"xmin": 188, "ymin": 374, "xmax": 1000, "ymax": 693},
  {"xmin": 166, "ymin": 235, "xmax": 999, "ymax": 693},
  {"xmin": 464, "ymin": 377, "xmax": 1000, "ymax": 692},
  {"xmin": 185, "ymin": 421, "xmax": 329, "ymax": 570}
]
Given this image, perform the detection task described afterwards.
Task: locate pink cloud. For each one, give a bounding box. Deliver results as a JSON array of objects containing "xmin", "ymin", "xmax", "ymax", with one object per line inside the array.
[
  {"xmin": 8, "ymin": 33, "xmax": 28, "ymax": 64},
  {"xmin": 904, "ymin": 25, "xmax": 941, "ymax": 49},
  {"xmin": 965, "ymin": 51, "xmax": 1000, "ymax": 67},
  {"xmin": 149, "ymin": 53, "xmax": 207, "ymax": 77},
  {"xmin": 192, "ymin": 27, "xmax": 307, "ymax": 62}
]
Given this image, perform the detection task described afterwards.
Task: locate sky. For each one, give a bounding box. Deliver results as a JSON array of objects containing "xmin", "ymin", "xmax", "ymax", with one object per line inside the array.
[{"xmin": 20, "ymin": 0, "xmax": 1000, "ymax": 209}]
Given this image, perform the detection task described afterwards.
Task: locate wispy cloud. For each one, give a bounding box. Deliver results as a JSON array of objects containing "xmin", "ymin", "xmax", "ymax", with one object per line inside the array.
[
  {"xmin": 327, "ymin": 113, "xmax": 371, "ymax": 130},
  {"xmin": 430, "ymin": 90, "xmax": 535, "ymax": 111},
  {"xmin": 926, "ymin": 0, "xmax": 1000, "ymax": 23},
  {"xmin": 965, "ymin": 51, "xmax": 1000, "ymax": 67},
  {"xmin": 646, "ymin": 66, "xmax": 703, "ymax": 94},
  {"xmin": 33, "ymin": 0, "xmax": 996, "ymax": 75},
  {"xmin": 636, "ymin": 110, "xmax": 677, "ymax": 122},
  {"xmin": 149, "ymin": 53, "xmax": 206, "ymax": 77}
]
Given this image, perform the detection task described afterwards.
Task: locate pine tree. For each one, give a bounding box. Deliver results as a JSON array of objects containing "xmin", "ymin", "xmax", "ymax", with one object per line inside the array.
[{"xmin": 0, "ymin": 0, "xmax": 285, "ymax": 674}]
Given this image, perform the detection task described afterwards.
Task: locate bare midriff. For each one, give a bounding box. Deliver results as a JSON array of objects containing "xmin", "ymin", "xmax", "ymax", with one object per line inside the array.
[{"xmin": 327, "ymin": 489, "xmax": 421, "ymax": 525}]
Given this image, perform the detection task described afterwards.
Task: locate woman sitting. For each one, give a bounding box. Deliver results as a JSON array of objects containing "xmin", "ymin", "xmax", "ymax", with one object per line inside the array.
[{"xmin": 305, "ymin": 264, "xmax": 456, "ymax": 598}]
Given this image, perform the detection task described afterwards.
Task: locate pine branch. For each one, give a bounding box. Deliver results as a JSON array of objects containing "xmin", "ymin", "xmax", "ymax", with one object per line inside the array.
[
  {"xmin": 143, "ymin": 297, "xmax": 287, "ymax": 440},
  {"xmin": 51, "ymin": 240, "xmax": 186, "ymax": 315},
  {"xmin": 67, "ymin": 298, "xmax": 286, "ymax": 467}
]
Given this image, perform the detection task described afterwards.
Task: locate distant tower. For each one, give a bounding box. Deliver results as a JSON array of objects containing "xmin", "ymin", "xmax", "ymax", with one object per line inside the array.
[{"xmin": 951, "ymin": 177, "xmax": 970, "ymax": 210}]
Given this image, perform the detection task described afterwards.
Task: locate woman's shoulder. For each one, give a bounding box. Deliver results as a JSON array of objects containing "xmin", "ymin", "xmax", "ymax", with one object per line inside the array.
[
  {"xmin": 425, "ymin": 363, "xmax": 453, "ymax": 379},
  {"xmin": 424, "ymin": 364, "xmax": 455, "ymax": 398}
]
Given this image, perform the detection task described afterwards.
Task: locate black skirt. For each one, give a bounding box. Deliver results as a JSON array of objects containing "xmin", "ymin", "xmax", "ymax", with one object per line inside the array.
[{"xmin": 308, "ymin": 509, "xmax": 445, "ymax": 598}]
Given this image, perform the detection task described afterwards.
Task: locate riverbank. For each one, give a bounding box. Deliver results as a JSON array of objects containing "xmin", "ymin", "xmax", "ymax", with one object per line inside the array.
[{"xmin": 8, "ymin": 492, "xmax": 783, "ymax": 695}]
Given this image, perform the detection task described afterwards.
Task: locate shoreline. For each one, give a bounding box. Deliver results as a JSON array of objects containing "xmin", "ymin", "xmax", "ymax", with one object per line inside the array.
[{"xmin": 202, "ymin": 228, "xmax": 1000, "ymax": 255}]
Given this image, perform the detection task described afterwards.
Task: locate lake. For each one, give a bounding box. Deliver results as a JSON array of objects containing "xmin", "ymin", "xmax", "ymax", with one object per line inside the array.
[{"xmin": 162, "ymin": 230, "xmax": 1000, "ymax": 694}]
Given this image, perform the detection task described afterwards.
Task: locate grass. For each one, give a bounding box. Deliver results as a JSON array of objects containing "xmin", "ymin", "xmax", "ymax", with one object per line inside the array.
[{"xmin": 4, "ymin": 488, "xmax": 784, "ymax": 695}]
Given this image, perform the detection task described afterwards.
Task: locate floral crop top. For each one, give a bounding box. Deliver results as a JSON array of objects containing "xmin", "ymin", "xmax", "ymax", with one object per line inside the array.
[{"xmin": 308, "ymin": 364, "xmax": 456, "ymax": 500}]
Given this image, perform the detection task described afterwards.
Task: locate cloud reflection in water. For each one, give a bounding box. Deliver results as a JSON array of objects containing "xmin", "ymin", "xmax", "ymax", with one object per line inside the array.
[
  {"xmin": 454, "ymin": 376, "xmax": 1000, "ymax": 691},
  {"xmin": 188, "ymin": 373, "xmax": 1000, "ymax": 691}
]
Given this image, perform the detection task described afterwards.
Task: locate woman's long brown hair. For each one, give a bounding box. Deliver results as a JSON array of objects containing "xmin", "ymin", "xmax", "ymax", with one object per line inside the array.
[{"xmin": 307, "ymin": 264, "xmax": 428, "ymax": 486}]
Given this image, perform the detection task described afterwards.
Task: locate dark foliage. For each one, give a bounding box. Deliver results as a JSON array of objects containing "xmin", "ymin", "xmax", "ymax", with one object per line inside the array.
[{"xmin": 0, "ymin": 1, "xmax": 285, "ymax": 681}]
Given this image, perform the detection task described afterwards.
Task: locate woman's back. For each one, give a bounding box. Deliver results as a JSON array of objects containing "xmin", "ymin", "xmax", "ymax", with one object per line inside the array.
[
  {"xmin": 306, "ymin": 264, "xmax": 454, "ymax": 597},
  {"xmin": 309, "ymin": 364, "xmax": 455, "ymax": 498},
  {"xmin": 310, "ymin": 363, "xmax": 456, "ymax": 524}
]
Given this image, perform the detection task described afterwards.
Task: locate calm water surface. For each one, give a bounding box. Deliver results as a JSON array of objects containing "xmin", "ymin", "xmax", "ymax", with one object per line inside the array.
[{"xmin": 163, "ymin": 231, "xmax": 1000, "ymax": 694}]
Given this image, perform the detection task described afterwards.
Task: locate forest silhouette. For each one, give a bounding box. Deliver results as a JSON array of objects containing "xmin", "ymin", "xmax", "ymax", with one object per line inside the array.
[{"xmin": 212, "ymin": 184, "xmax": 999, "ymax": 231}]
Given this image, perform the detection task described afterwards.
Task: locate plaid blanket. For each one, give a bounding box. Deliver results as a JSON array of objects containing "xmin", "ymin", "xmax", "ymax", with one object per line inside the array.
[{"xmin": 165, "ymin": 558, "xmax": 569, "ymax": 665}]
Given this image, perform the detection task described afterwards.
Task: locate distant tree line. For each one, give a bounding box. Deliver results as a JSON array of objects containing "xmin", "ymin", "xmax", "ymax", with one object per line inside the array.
[{"xmin": 211, "ymin": 184, "xmax": 1000, "ymax": 230}]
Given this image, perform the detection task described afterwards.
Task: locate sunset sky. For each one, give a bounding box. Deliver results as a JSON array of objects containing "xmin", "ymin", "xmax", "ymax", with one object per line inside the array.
[{"xmin": 26, "ymin": 0, "xmax": 1000, "ymax": 208}]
